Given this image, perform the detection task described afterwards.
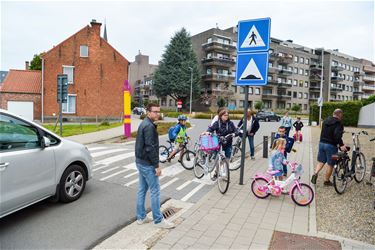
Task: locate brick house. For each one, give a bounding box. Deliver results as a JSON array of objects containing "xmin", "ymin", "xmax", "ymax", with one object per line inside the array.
[
  {"xmin": 41, "ymin": 20, "xmax": 129, "ymax": 122},
  {"xmin": 0, "ymin": 69, "xmax": 42, "ymax": 121}
]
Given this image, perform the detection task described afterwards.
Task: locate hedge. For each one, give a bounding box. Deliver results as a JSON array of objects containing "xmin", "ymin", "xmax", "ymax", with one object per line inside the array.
[{"xmin": 309, "ymin": 101, "xmax": 363, "ymax": 127}]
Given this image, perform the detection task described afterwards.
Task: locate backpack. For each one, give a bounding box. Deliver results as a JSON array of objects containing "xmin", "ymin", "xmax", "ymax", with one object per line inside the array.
[
  {"xmin": 168, "ymin": 125, "xmax": 177, "ymax": 142},
  {"xmin": 199, "ymin": 134, "xmax": 220, "ymax": 152}
]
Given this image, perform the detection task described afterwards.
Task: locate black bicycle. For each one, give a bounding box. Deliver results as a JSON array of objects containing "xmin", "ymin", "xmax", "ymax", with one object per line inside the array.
[
  {"xmin": 332, "ymin": 131, "xmax": 367, "ymax": 194},
  {"xmin": 159, "ymin": 137, "xmax": 196, "ymax": 170},
  {"xmin": 229, "ymin": 129, "xmax": 243, "ymax": 171},
  {"xmin": 366, "ymin": 136, "xmax": 375, "ymax": 209}
]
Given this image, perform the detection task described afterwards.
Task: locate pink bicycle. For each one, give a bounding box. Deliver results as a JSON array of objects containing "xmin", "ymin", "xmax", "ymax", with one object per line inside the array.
[{"xmin": 251, "ymin": 162, "xmax": 314, "ymax": 206}]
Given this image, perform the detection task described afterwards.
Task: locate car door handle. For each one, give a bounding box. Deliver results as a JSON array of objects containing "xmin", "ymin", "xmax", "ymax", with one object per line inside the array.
[{"xmin": 0, "ymin": 162, "xmax": 9, "ymax": 171}]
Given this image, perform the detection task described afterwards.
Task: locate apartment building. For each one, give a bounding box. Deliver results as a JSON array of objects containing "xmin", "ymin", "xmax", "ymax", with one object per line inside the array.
[{"xmin": 191, "ymin": 26, "xmax": 374, "ymax": 112}]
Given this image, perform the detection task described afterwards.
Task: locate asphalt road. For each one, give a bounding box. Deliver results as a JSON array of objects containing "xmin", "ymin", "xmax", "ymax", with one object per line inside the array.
[{"xmin": 0, "ymin": 179, "xmax": 168, "ymax": 249}]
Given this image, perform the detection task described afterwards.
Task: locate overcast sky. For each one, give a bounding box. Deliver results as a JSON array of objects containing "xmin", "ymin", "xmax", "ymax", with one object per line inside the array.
[{"xmin": 1, "ymin": 0, "xmax": 374, "ymax": 71}]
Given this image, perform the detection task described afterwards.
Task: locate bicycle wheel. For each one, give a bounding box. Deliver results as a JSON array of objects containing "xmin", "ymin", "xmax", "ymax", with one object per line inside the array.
[
  {"xmin": 251, "ymin": 177, "xmax": 270, "ymax": 199},
  {"xmin": 159, "ymin": 145, "xmax": 169, "ymax": 163},
  {"xmin": 354, "ymin": 152, "xmax": 366, "ymax": 183},
  {"xmin": 229, "ymin": 145, "xmax": 242, "ymax": 171},
  {"xmin": 193, "ymin": 162, "xmax": 205, "ymax": 179},
  {"xmin": 291, "ymin": 183, "xmax": 314, "ymax": 206},
  {"xmin": 217, "ymin": 158, "xmax": 230, "ymax": 194},
  {"xmin": 180, "ymin": 150, "xmax": 196, "ymax": 170},
  {"xmin": 333, "ymin": 161, "xmax": 347, "ymax": 194}
]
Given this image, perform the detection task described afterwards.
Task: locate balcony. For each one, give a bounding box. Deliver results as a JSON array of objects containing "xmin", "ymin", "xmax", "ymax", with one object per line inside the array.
[
  {"xmin": 202, "ymin": 57, "xmax": 236, "ymax": 67},
  {"xmin": 268, "ymin": 67, "xmax": 279, "ymax": 74},
  {"xmin": 262, "ymin": 93, "xmax": 278, "ymax": 99},
  {"xmin": 310, "ymin": 74, "xmax": 322, "ymax": 82},
  {"xmin": 309, "ymin": 96, "xmax": 319, "ymax": 101},
  {"xmin": 362, "ymin": 84, "xmax": 375, "ymax": 91},
  {"xmin": 331, "ymin": 65, "xmax": 345, "ymax": 71},
  {"xmin": 330, "ymin": 86, "xmax": 343, "ymax": 93},
  {"xmin": 310, "ymin": 63, "xmax": 322, "ymax": 72},
  {"xmin": 202, "ymin": 41, "xmax": 236, "ymax": 52},
  {"xmin": 353, "ymin": 81, "xmax": 363, "ymax": 87},
  {"xmin": 278, "ymin": 54, "xmax": 293, "ymax": 65},
  {"xmin": 279, "ymin": 69, "xmax": 293, "ymax": 76},
  {"xmin": 331, "ymin": 76, "xmax": 344, "ymax": 82},
  {"xmin": 363, "ymin": 65, "xmax": 375, "ymax": 74},
  {"xmin": 363, "ymin": 75, "xmax": 375, "ymax": 82},
  {"xmin": 362, "ymin": 93, "xmax": 373, "ymax": 99},
  {"xmin": 203, "ymin": 73, "xmax": 234, "ymax": 82},
  {"xmin": 278, "ymin": 95, "xmax": 292, "ymax": 100},
  {"xmin": 277, "ymin": 83, "xmax": 292, "ymax": 89},
  {"xmin": 353, "ymin": 90, "xmax": 363, "ymax": 96},
  {"xmin": 211, "ymin": 88, "xmax": 234, "ymax": 97},
  {"xmin": 267, "ymin": 79, "xmax": 278, "ymax": 86},
  {"xmin": 309, "ymin": 85, "xmax": 321, "ymax": 91}
]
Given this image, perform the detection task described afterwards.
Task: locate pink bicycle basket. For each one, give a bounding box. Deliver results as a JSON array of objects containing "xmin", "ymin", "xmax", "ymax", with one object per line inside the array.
[{"xmin": 199, "ymin": 135, "xmax": 220, "ymax": 152}]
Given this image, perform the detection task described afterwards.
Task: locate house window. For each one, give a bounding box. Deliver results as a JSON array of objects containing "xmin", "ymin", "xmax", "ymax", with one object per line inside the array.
[
  {"xmin": 207, "ymin": 68, "xmax": 212, "ymax": 75},
  {"xmin": 299, "ymin": 80, "xmax": 304, "ymax": 87},
  {"xmin": 264, "ymin": 101, "xmax": 272, "ymax": 109},
  {"xmin": 63, "ymin": 66, "xmax": 74, "ymax": 84},
  {"xmin": 249, "ymin": 87, "xmax": 253, "ymax": 94},
  {"xmin": 293, "ymin": 79, "xmax": 298, "ymax": 86},
  {"xmin": 305, "ymin": 58, "xmax": 309, "ymax": 65},
  {"xmin": 240, "ymin": 87, "xmax": 245, "ymax": 94},
  {"xmin": 304, "ymin": 93, "xmax": 308, "ymax": 99},
  {"xmin": 304, "ymin": 104, "xmax": 308, "ymax": 110},
  {"xmin": 298, "ymin": 92, "xmax": 303, "ymax": 99},
  {"xmin": 161, "ymin": 98, "xmax": 167, "ymax": 106},
  {"xmin": 304, "ymin": 81, "xmax": 309, "ymax": 87},
  {"xmin": 293, "ymin": 92, "xmax": 297, "ymax": 98},
  {"xmin": 299, "ymin": 68, "xmax": 304, "ymax": 75},
  {"xmin": 80, "ymin": 45, "xmax": 88, "ymax": 57},
  {"xmin": 240, "ymin": 100, "xmax": 244, "ymax": 108},
  {"xmin": 294, "ymin": 56, "xmax": 298, "ymax": 63},
  {"xmin": 255, "ymin": 88, "xmax": 260, "ymax": 95},
  {"xmin": 207, "ymin": 37, "xmax": 212, "ymax": 43},
  {"xmin": 287, "ymin": 103, "xmax": 291, "ymax": 109},
  {"xmin": 294, "ymin": 67, "xmax": 298, "ymax": 74},
  {"xmin": 305, "ymin": 70, "xmax": 309, "ymax": 76},
  {"xmin": 169, "ymin": 99, "xmax": 173, "ymax": 106},
  {"xmin": 300, "ymin": 57, "xmax": 304, "ymax": 64},
  {"xmin": 287, "ymin": 79, "xmax": 292, "ymax": 85},
  {"xmin": 62, "ymin": 95, "xmax": 76, "ymax": 114}
]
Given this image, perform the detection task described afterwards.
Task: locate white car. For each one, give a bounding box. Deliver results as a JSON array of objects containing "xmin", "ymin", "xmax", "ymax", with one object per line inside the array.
[{"xmin": 0, "ymin": 109, "xmax": 93, "ymax": 219}]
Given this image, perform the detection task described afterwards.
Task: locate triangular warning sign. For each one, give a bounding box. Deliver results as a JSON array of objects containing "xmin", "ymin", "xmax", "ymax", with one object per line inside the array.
[
  {"xmin": 241, "ymin": 25, "xmax": 265, "ymax": 48},
  {"xmin": 240, "ymin": 58, "xmax": 263, "ymax": 80}
]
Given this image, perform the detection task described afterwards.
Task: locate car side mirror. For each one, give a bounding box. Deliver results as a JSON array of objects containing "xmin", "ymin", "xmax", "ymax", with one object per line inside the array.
[{"xmin": 43, "ymin": 136, "xmax": 51, "ymax": 148}]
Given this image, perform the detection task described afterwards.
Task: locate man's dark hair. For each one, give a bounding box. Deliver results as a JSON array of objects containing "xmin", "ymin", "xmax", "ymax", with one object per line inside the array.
[
  {"xmin": 147, "ymin": 103, "xmax": 160, "ymax": 111},
  {"xmin": 279, "ymin": 126, "xmax": 286, "ymax": 130}
]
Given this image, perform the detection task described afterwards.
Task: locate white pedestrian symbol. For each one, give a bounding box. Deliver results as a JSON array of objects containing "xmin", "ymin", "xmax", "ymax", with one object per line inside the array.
[
  {"xmin": 241, "ymin": 25, "xmax": 265, "ymax": 48},
  {"xmin": 240, "ymin": 58, "xmax": 263, "ymax": 80}
]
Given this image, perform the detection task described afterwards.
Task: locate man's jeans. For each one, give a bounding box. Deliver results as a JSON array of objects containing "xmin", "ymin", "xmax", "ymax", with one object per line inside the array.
[
  {"xmin": 247, "ymin": 135, "xmax": 255, "ymax": 157},
  {"xmin": 136, "ymin": 162, "xmax": 163, "ymax": 224}
]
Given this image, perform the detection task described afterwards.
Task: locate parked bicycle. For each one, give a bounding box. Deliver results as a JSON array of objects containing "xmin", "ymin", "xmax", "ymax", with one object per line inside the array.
[
  {"xmin": 251, "ymin": 161, "xmax": 314, "ymax": 206},
  {"xmin": 366, "ymin": 136, "xmax": 375, "ymax": 209},
  {"xmin": 229, "ymin": 129, "xmax": 243, "ymax": 171},
  {"xmin": 332, "ymin": 131, "xmax": 368, "ymax": 194},
  {"xmin": 193, "ymin": 134, "xmax": 233, "ymax": 194},
  {"xmin": 159, "ymin": 137, "xmax": 196, "ymax": 170}
]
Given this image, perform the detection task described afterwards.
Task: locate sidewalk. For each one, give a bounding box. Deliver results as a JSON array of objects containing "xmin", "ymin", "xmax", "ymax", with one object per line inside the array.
[{"xmin": 94, "ymin": 126, "xmax": 374, "ymax": 249}]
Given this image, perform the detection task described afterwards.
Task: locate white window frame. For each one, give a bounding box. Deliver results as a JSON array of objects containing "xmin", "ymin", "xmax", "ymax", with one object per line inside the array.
[
  {"xmin": 63, "ymin": 65, "xmax": 74, "ymax": 84},
  {"xmin": 62, "ymin": 94, "xmax": 77, "ymax": 114},
  {"xmin": 80, "ymin": 45, "xmax": 88, "ymax": 57}
]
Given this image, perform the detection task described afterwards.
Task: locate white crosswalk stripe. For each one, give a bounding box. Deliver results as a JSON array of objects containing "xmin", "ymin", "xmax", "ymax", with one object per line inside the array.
[
  {"xmin": 181, "ymin": 183, "xmax": 205, "ymax": 202},
  {"xmin": 95, "ymin": 152, "xmax": 134, "ymax": 166},
  {"xmin": 176, "ymin": 180, "xmax": 192, "ymax": 191},
  {"xmin": 88, "ymin": 146, "xmax": 107, "ymax": 152},
  {"xmin": 101, "ymin": 166, "xmax": 119, "ymax": 174},
  {"xmin": 160, "ymin": 177, "xmax": 179, "ymax": 190},
  {"xmin": 100, "ymin": 169, "xmax": 130, "ymax": 181},
  {"xmin": 123, "ymin": 171, "xmax": 138, "ymax": 178},
  {"xmin": 91, "ymin": 148, "xmax": 130, "ymax": 158}
]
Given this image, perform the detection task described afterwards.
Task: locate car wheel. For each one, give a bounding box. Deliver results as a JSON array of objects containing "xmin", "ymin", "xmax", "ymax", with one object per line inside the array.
[
  {"xmin": 277, "ymin": 117, "xmax": 280, "ymax": 122},
  {"xmin": 59, "ymin": 164, "xmax": 86, "ymax": 203}
]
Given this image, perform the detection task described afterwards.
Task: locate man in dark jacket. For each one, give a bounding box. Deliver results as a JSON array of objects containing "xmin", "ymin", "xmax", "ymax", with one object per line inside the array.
[
  {"xmin": 135, "ymin": 103, "xmax": 174, "ymax": 229},
  {"xmin": 311, "ymin": 109, "xmax": 347, "ymax": 186},
  {"xmin": 238, "ymin": 110, "xmax": 260, "ymax": 160}
]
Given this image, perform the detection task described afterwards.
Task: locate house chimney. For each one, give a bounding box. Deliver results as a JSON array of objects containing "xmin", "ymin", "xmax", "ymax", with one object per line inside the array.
[
  {"xmin": 25, "ymin": 61, "xmax": 29, "ymax": 70},
  {"xmin": 90, "ymin": 19, "xmax": 102, "ymax": 37}
]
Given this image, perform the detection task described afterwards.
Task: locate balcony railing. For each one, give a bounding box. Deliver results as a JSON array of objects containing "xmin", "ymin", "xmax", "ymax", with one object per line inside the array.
[
  {"xmin": 310, "ymin": 74, "xmax": 322, "ymax": 82},
  {"xmin": 310, "ymin": 64, "xmax": 322, "ymax": 72},
  {"xmin": 201, "ymin": 57, "xmax": 236, "ymax": 67},
  {"xmin": 309, "ymin": 97, "xmax": 319, "ymax": 101},
  {"xmin": 267, "ymin": 79, "xmax": 278, "ymax": 85},
  {"xmin": 362, "ymin": 84, "xmax": 375, "ymax": 91},
  {"xmin": 277, "ymin": 83, "xmax": 292, "ymax": 88},
  {"xmin": 363, "ymin": 65, "xmax": 375, "ymax": 74},
  {"xmin": 363, "ymin": 75, "xmax": 375, "ymax": 82},
  {"xmin": 202, "ymin": 41, "xmax": 237, "ymax": 52},
  {"xmin": 278, "ymin": 54, "xmax": 293, "ymax": 65},
  {"xmin": 331, "ymin": 76, "xmax": 344, "ymax": 82},
  {"xmin": 279, "ymin": 69, "xmax": 293, "ymax": 76},
  {"xmin": 331, "ymin": 65, "xmax": 345, "ymax": 71},
  {"xmin": 268, "ymin": 67, "xmax": 280, "ymax": 74},
  {"xmin": 203, "ymin": 73, "xmax": 234, "ymax": 82},
  {"xmin": 277, "ymin": 94, "xmax": 292, "ymax": 100},
  {"xmin": 211, "ymin": 88, "xmax": 234, "ymax": 96},
  {"xmin": 309, "ymin": 85, "xmax": 321, "ymax": 91},
  {"xmin": 330, "ymin": 86, "xmax": 343, "ymax": 92},
  {"xmin": 262, "ymin": 93, "xmax": 278, "ymax": 99}
]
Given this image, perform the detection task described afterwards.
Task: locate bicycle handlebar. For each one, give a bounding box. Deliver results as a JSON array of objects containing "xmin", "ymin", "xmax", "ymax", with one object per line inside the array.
[{"xmin": 370, "ymin": 137, "xmax": 375, "ymax": 142}]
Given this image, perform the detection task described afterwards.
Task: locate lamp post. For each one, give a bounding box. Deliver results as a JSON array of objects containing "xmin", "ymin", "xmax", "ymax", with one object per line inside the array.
[
  {"xmin": 318, "ymin": 48, "xmax": 324, "ymax": 126},
  {"xmin": 188, "ymin": 66, "xmax": 193, "ymax": 114}
]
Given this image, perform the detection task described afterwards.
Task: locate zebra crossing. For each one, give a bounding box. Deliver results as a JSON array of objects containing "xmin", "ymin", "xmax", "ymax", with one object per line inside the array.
[{"xmin": 87, "ymin": 144, "xmax": 215, "ymax": 203}]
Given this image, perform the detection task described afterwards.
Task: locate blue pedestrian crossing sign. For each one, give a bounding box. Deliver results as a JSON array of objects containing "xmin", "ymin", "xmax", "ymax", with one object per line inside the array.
[
  {"xmin": 237, "ymin": 18, "xmax": 271, "ymax": 53},
  {"xmin": 235, "ymin": 52, "xmax": 269, "ymax": 86}
]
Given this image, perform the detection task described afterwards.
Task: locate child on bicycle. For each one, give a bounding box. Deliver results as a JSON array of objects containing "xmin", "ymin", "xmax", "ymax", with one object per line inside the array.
[
  {"xmin": 269, "ymin": 138, "xmax": 288, "ymax": 181},
  {"xmin": 167, "ymin": 115, "xmax": 188, "ymax": 162},
  {"xmin": 273, "ymin": 126, "xmax": 295, "ymax": 177}
]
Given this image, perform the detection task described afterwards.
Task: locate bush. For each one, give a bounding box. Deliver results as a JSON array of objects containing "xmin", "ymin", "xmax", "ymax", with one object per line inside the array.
[
  {"xmin": 164, "ymin": 111, "xmax": 181, "ymax": 118},
  {"xmin": 194, "ymin": 113, "xmax": 214, "ymax": 119},
  {"xmin": 361, "ymin": 94, "xmax": 375, "ymax": 106},
  {"xmin": 310, "ymin": 101, "xmax": 363, "ymax": 126},
  {"xmin": 100, "ymin": 121, "xmax": 110, "ymax": 126}
]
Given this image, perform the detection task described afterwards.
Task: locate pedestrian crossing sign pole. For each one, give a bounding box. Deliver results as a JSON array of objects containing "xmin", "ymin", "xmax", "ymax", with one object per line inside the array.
[{"xmin": 237, "ymin": 18, "xmax": 271, "ymax": 185}]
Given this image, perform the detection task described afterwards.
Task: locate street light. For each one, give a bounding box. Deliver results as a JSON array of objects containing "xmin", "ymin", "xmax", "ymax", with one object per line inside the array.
[{"xmin": 188, "ymin": 66, "xmax": 193, "ymax": 114}]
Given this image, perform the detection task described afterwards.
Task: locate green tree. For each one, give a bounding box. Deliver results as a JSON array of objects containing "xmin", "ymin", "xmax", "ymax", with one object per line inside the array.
[
  {"xmin": 254, "ymin": 101, "xmax": 264, "ymax": 110},
  {"xmin": 217, "ymin": 97, "xmax": 226, "ymax": 108},
  {"xmin": 291, "ymin": 103, "xmax": 301, "ymax": 114},
  {"xmin": 29, "ymin": 52, "xmax": 45, "ymax": 70},
  {"xmin": 153, "ymin": 28, "xmax": 201, "ymax": 109}
]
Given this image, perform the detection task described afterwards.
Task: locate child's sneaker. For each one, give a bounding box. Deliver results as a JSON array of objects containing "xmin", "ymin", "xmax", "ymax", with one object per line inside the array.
[
  {"xmin": 137, "ymin": 216, "xmax": 153, "ymax": 225},
  {"xmin": 154, "ymin": 219, "xmax": 175, "ymax": 229}
]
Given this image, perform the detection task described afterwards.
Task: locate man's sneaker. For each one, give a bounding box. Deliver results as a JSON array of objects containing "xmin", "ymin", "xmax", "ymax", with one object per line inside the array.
[
  {"xmin": 137, "ymin": 216, "xmax": 153, "ymax": 225},
  {"xmin": 311, "ymin": 174, "xmax": 318, "ymax": 184},
  {"xmin": 251, "ymin": 156, "xmax": 255, "ymax": 160},
  {"xmin": 323, "ymin": 180, "xmax": 333, "ymax": 186},
  {"xmin": 154, "ymin": 219, "xmax": 175, "ymax": 229}
]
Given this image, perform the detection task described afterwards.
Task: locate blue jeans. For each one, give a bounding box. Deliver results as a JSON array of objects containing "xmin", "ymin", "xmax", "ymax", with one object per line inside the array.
[
  {"xmin": 317, "ymin": 142, "xmax": 338, "ymax": 166},
  {"xmin": 136, "ymin": 162, "xmax": 163, "ymax": 224},
  {"xmin": 247, "ymin": 135, "xmax": 255, "ymax": 157},
  {"xmin": 222, "ymin": 144, "xmax": 232, "ymax": 159}
]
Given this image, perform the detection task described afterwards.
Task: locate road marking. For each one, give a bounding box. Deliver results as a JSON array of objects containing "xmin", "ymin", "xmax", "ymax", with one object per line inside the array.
[
  {"xmin": 95, "ymin": 152, "xmax": 134, "ymax": 166},
  {"xmin": 176, "ymin": 180, "xmax": 192, "ymax": 191},
  {"xmin": 91, "ymin": 148, "xmax": 129, "ymax": 158},
  {"xmin": 123, "ymin": 171, "xmax": 138, "ymax": 178},
  {"xmin": 162, "ymin": 162, "xmax": 185, "ymax": 176},
  {"xmin": 181, "ymin": 183, "xmax": 205, "ymax": 202},
  {"xmin": 101, "ymin": 166, "xmax": 119, "ymax": 174},
  {"xmin": 124, "ymin": 175, "xmax": 166, "ymax": 187},
  {"xmin": 160, "ymin": 177, "xmax": 179, "ymax": 190},
  {"xmin": 88, "ymin": 146, "xmax": 107, "ymax": 152},
  {"xmin": 100, "ymin": 169, "xmax": 130, "ymax": 181}
]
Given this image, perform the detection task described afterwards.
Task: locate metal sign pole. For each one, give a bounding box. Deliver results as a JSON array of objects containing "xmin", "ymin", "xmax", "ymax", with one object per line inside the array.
[{"xmin": 239, "ymin": 86, "xmax": 249, "ymax": 185}]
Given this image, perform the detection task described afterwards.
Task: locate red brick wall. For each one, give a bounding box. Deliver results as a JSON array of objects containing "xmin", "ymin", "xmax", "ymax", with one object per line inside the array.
[
  {"xmin": 0, "ymin": 93, "xmax": 41, "ymax": 120},
  {"xmin": 43, "ymin": 23, "xmax": 129, "ymax": 119}
]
